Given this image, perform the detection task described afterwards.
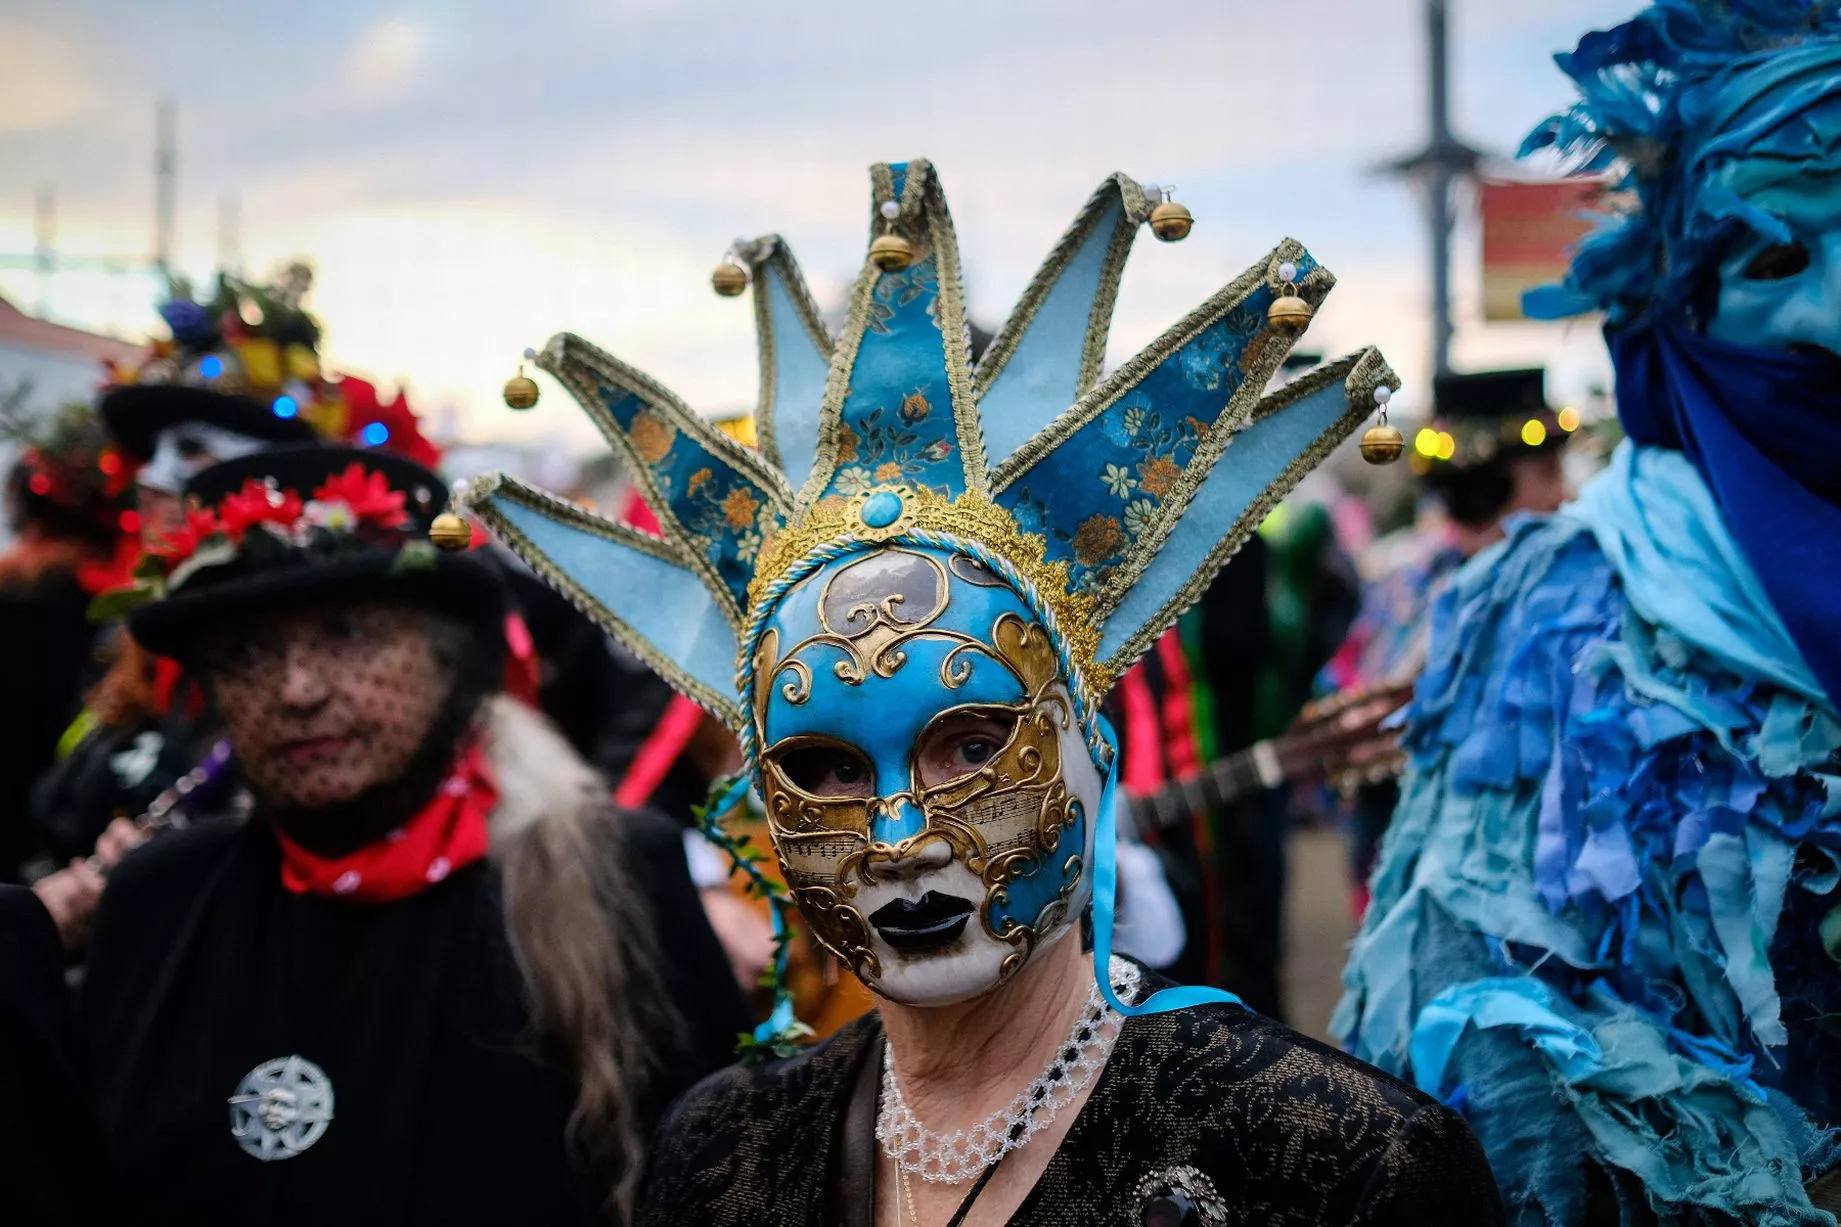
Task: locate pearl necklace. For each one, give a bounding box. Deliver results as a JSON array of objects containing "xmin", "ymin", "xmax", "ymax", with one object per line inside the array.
[{"xmin": 877, "ymin": 956, "xmax": 1140, "ymax": 1184}]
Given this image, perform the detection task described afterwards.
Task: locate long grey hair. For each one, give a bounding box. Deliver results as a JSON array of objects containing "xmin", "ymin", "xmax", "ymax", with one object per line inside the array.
[{"xmin": 485, "ymin": 693, "xmax": 673, "ymax": 1221}]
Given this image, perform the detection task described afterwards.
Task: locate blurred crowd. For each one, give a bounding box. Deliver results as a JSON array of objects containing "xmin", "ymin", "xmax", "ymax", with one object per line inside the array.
[{"xmin": 0, "ymin": 262, "xmax": 1609, "ymax": 1225}]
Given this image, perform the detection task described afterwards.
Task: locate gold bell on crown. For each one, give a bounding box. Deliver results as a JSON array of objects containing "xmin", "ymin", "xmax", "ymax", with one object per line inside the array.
[
  {"xmin": 711, "ymin": 262, "xmax": 749, "ymax": 297},
  {"xmin": 1267, "ymin": 294, "xmax": 1314, "ymax": 333},
  {"xmin": 1149, "ymin": 200, "xmax": 1193, "ymax": 242},
  {"xmin": 869, "ymin": 232, "xmax": 915, "ymax": 272},
  {"xmin": 1359, "ymin": 384, "xmax": 1404, "ymax": 464},
  {"xmin": 503, "ymin": 363, "xmax": 539, "ymax": 411},
  {"xmin": 1360, "ymin": 424, "xmax": 1405, "ymax": 465},
  {"xmin": 430, "ymin": 511, "xmax": 472, "ymax": 550}
]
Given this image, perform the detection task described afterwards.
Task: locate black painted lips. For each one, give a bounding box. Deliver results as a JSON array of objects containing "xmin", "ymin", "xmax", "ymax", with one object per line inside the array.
[{"xmin": 869, "ymin": 891, "xmax": 975, "ymax": 951}]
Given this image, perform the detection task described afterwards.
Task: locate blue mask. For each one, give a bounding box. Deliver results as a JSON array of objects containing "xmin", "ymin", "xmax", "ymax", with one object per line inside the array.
[
  {"xmin": 752, "ymin": 542, "xmax": 1100, "ymax": 1006},
  {"xmin": 1526, "ymin": 14, "xmax": 1841, "ymax": 709},
  {"xmin": 1707, "ymin": 168, "xmax": 1841, "ymax": 357}
]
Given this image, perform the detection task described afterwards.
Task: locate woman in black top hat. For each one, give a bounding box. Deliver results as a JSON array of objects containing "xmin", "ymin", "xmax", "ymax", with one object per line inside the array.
[{"xmin": 76, "ymin": 445, "xmax": 747, "ymax": 1224}]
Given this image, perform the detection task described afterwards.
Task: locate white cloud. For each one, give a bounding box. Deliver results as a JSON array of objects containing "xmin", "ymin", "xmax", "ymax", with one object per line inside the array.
[
  {"xmin": 3, "ymin": 0, "xmax": 1638, "ymax": 450},
  {"xmin": 345, "ymin": 18, "xmax": 427, "ymax": 104},
  {"xmin": 0, "ymin": 23, "xmax": 101, "ymax": 132}
]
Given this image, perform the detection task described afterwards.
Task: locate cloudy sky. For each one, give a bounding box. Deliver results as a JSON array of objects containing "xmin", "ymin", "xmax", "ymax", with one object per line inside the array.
[{"xmin": 1, "ymin": 0, "xmax": 1635, "ymax": 451}]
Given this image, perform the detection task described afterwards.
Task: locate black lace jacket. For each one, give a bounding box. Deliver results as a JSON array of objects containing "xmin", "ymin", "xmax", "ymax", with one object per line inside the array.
[{"xmin": 638, "ymin": 976, "xmax": 1505, "ymax": 1227}]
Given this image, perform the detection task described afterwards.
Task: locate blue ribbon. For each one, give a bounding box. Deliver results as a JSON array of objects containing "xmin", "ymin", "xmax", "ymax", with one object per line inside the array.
[
  {"xmin": 752, "ymin": 901, "xmax": 796, "ymax": 1046},
  {"xmin": 1089, "ymin": 715, "xmax": 1247, "ymax": 1017}
]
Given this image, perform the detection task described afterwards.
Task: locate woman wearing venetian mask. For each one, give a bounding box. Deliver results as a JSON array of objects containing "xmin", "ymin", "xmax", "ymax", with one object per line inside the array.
[
  {"xmin": 464, "ymin": 160, "xmax": 1503, "ymax": 1225},
  {"xmin": 77, "ymin": 446, "xmax": 747, "ymax": 1224}
]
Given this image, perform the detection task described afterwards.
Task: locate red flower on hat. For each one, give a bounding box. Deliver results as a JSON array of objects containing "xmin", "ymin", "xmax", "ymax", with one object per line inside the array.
[
  {"xmin": 217, "ymin": 478, "xmax": 305, "ymax": 545},
  {"xmin": 313, "ymin": 463, "xmax": 408, "ymax": 529},
  {"xmin": 126, "ymin": 465, "xmax": 414, "ymax": 598},
  {"xmin": 337, "ymin": 377, "xmax": 441, "ymax": 468},
  {"xmin": 148, "ymin": 505, "xmax": 224, "ymax": 566}
]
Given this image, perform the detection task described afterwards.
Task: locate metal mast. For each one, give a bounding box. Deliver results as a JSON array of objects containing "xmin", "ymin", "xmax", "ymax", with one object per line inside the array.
[
  {"xmin": 1379, "ymin": 0, "xmax": 1482, "ymax": 377},
  {"xmin": 218, "ymin": 191, "xmax": 242, "ymax": 277},
  {"xmin": 154, "ymin": 98, "xmax": 177, "ymax": 283},
  {"xmin": 33, "ymin": 186, "xmax": 55, "ymax": 316}
]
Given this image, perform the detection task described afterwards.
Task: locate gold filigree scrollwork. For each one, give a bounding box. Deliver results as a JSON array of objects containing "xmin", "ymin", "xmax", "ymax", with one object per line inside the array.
[
  {"xmin": 939, "ymin": 639, "xmax": 1002, "ymax": 689},
  {"xmin": 763, "ymin": 549, "xmax": 1040, "ymax": 700},
  {"xmin": 751, "ymin": 488, "xmax": 1111, "ymax": 696},
  {"xmin": 753, "ymin": 628, "xmax": 780, "ymax": 714},
  {"xmin": 778, "ymin": 658, "xmax": 813, "ymax": 704},
  {"xmin": 790, "ymin": 883, "xmax": 880, "ymax": 980},
  {"xmin": 948, "ymin": 553, "xmax": 1008, "ymax": 588}
]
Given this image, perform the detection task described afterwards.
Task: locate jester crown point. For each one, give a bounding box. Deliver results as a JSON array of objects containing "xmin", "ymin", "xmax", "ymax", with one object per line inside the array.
[{"xmin": 462, "ymin": 159, "xmax": 1398, "ymax": 729}]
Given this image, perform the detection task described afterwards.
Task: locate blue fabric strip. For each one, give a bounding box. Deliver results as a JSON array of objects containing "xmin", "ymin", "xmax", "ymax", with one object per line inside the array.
[
  {"xmin": 1409, "ymin": 978, "xmax": 1604, "ymax": 1100},
  {"xmin": 1089, "ymin": 716, "xmax": 1246, "ymax": 1016},
  {"xmin": 1603, "ymin": 326, "xmax": 1841, "ymax": 719},
  {"xmin": 1334, "ymin": 512, "xmax": 1841, "ymax": 1224},
  {"xmin": 1572, "ymin": 440, "xmax": 1832, "ymax": 719}
]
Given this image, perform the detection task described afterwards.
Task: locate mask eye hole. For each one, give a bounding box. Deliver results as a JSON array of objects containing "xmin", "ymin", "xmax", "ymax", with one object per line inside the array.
[
  {"xmin": 773, "ymin": 743, "xmax": 875, "ymax": 798},
  {"xmin": 914, "ymin": 712, "xmax": 1019, "ymax": 789},
  {"xmin": 174, "ymin": 433, "xmax": 212, "ymax": 460},
  {"xmin": 1742, "ymin": 241, "xmax": 1810, "ymax": 282}
]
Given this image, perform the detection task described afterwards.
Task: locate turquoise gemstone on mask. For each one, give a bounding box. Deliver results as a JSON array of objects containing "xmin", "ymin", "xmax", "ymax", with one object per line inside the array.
[{"xmin": 860, "ymin": 490, "xmax": 904, "ymax": 529}]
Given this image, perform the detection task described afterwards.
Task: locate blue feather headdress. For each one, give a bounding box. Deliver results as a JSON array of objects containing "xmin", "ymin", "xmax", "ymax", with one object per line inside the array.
[{"xmin": 1522, "ymin": 0, "xmax": 1841, "ymax": 322}]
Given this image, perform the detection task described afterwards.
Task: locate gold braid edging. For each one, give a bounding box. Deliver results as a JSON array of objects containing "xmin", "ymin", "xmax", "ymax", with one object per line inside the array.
[{"xmin": 747, "ymin": 486, "xmax": 1111, "ymax": 695}]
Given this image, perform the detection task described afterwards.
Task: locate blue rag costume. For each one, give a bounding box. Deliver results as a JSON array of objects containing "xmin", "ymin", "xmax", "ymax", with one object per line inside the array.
[{"xmin": 1336, "ymin": 3, "xmax": 1841, "ymax": 1223}]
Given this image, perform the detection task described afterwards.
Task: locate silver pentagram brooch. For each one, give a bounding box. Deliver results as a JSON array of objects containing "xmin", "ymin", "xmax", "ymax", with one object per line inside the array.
[
  {"xmin": 1132, "ymin": 1163, "xmax": 1228, "ymax": 1226},
  {"xmin": 228, "ymin": 1054, "xmax": 335, "ymax": 1161}
]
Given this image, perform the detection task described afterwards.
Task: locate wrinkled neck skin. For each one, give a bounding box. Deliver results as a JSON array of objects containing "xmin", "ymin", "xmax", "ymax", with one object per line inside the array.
[{"xmin": 878, "ymin": 928, "xmax": 1093, "ymax": 1123}]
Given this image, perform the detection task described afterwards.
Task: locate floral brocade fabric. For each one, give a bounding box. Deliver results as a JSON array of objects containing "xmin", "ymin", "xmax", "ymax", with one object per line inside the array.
[
  {"xmin": 828, "ymin": 258, "xmax": 962, "ymax": 496},
  {"xmin": 635, "ymin": 968, "xmax": 1502, "ymax": 1227},
  {"xmin": 1005, "ymin": 250, "xmax": 1319, "ymax": 597},
  {"xmin": 600, "ymin": 382, "xmax": 777, "ymax": 587}
]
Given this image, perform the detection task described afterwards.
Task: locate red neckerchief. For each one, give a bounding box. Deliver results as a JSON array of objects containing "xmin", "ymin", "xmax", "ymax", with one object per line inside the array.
[{"xmin": 275, "ymin": 742, "xmax": 496, "ymax": 903}]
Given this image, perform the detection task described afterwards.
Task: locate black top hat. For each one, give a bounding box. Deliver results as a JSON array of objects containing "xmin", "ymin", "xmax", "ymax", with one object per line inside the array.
[
  {"xmin": 1420, "ymin": 367, "xmax": 1569, "ymax": 471},
  {"xmin": 1431, "ymin": 368, "xmax": 1548, "ymax": 420},
  {"xmin": 126, "ymin": 445, "xmax": 503, "ymax": 660},
  {"xmin": 99, "ymin": 384, "xmax": 321, "ymax": 462}
]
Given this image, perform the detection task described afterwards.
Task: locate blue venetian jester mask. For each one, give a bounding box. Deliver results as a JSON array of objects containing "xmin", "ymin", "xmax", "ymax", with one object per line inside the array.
[
  {"xmin": 753, "ymin": 542, "xmax": 1099, "ymax": 1005},
  {"xmin": 463, "ymin": 159, "xmax": 1397, "ymax": 1013}
]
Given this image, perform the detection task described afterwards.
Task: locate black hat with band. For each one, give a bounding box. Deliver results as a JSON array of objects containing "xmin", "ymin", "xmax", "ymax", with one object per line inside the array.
[
  {"xmin": 1419, "ymin": 368, "xmax": 1572, "ymax": 471},
  {"xmin": 124, "ymin": 445, "xmax": 503, "ymax": 660}
]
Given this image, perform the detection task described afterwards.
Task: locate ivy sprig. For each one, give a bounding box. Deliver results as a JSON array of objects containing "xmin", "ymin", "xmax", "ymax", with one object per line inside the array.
[{"xmin": 695, "ymin": 773, "xmax": 814, "ymax": 1064}]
